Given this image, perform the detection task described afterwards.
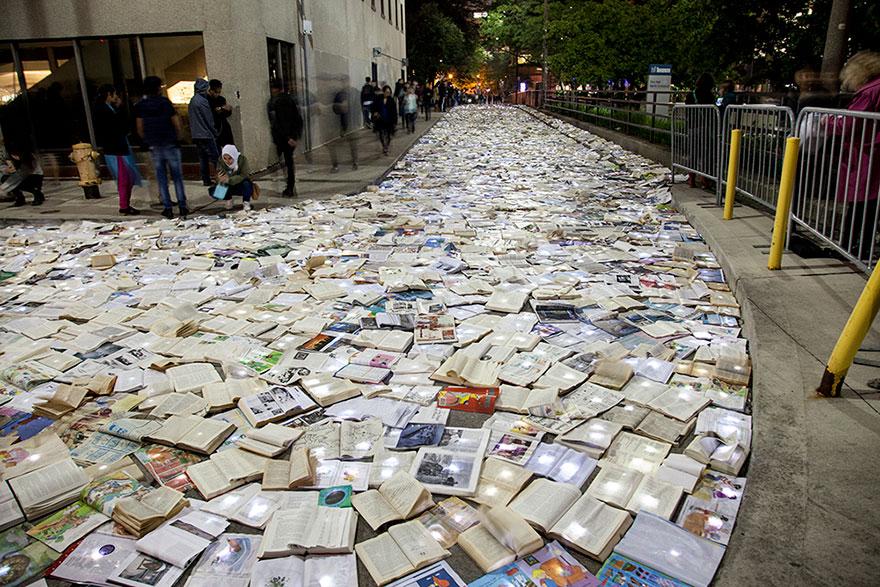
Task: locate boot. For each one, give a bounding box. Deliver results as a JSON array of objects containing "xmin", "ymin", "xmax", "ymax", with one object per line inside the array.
[
  {"xmin": 13, "ymin": 194, "xmax": 25, "ymax": 207},
  {"xmin": 32, "ymin": 192, "xmax": 45, "ymax": 206}
]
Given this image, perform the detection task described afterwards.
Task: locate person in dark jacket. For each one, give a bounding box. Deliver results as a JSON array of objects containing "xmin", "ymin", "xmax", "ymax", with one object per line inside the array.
[
  {"xmin": 135, "ymin": 75, "xmax": 188, "ymax": 219},
  {"xmin": 371, "ymin": 85, "xmax": 398, "ymax": 156},
  {"xmin": 94, "ymin": 84, "xmax": 141, "ymax": 215},
  {"xmin": 188, "ymin": 78, "xmax": 219, "ymax": 186},
  {"xmin": 268, "ymin": 79, "xmax": 304, "ymax": 197},
  {"xmin": 330, "ymin": 80, "xmax": 358, "ymax": 172},
  {"xmin": 360, "ymin": 77, "xmax": 375, "ymax": 129},
  {"xmin": 422, "ymin": 84, "xmax": 434, "ymax": 120},
  {"xmin": 684, "ymin": 73, "xmax": 716, "ymax": 189},
  {"xmin": 208, "ymin": 79, "xmax": 235, "ymax": 150},
  {"xmin": 0, "ymin": 146, "xmax": 44, "ymax": 207}
]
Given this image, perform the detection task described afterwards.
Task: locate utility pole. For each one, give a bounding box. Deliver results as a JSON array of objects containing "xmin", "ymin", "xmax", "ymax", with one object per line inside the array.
[
  {"xmin": 542, "ymin": 0, "xmax": 549, "ymax": 104},
  {"xmin": 821, "ymin": 0, "xmax": 851, "ymax": 92}
]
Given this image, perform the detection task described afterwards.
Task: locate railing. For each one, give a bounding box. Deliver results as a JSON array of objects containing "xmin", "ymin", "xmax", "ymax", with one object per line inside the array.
[
  {"xmin": 790, "ymin": 107, "xmax": 880, "ymax": 271},
  {"xmin": 671, "ymin": 105, "xmax": 721, "ymax": 197},
  {"xmin": 507, "ymin": 91, "xmax": 545, "ymax": 109},
  {"xmin": 719, "ymin": 105, "xmax": 795, "ymax": 209}
]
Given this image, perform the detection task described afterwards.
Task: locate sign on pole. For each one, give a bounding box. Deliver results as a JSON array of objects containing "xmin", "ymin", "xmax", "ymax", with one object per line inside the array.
[{"xmin": 646, "ymin": 64, "xmax": 672, "ymax": 118}]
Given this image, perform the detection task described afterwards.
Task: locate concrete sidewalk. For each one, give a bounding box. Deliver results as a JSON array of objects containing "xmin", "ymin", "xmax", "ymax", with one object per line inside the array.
[
  {"xmin": 0, "ymin": 114, "xmax": 444, "ymax": 222},
  {"xmin": 671, "ymin": 185, "xmax": 880, "ymax": 585}
]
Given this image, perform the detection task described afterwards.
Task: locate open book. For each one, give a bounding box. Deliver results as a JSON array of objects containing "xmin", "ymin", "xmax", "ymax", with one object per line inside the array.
[
  {"xmin": 251, "ymin": 554, "xmax": 357, "ymax": 587},
  {"xmin": 237, "ymin": 423, "xmax": 303, "ymax": 457},
  {"xmin": 202, "ymin": 378, "xmax": 266, "ymax": 412},
  {"xmin": 457, "ymin": 506, "xmax": 543, "ymax": 572},
  {"xmin": 262, "ymin": 447, "xmax": 317, "ymax": 490},
  {"xmin": 187, "ymin": 447, "xmax": 267, "ymax": 499},
  {"xmin": 32, "ymin": 382, "xmax": 89, "ymax": 418},
  {"xmin": 471, "ymin": 457, "xmax": 533, "ymax": 508},
  {"xmin": 238, "ymin": 384, "xmax": 317, "ymax": 427},
  {"xmin": 145, "ymin": 414, "xmax": 235, "ymax": 455},
  {"xmin": 356, "ymin": 520, "xmax": 451, "ymax": 586},
  {"xmin": 112, "ymin": 486, "xmax": 188, "ymax": 537},
  {"xmin": 258, "ymin": 501, "xmax": 358, "ymax": 557},
  {"xmin": 8, "ymin": 457, "xmax": 89, "ymax": 520},
  {"xmin": 135, "ymin": 509, "xmax": 229, "ymax": 568},
  {"xmin": 351, "ymin": 471, "xmax": 434, "ymax": 530}
]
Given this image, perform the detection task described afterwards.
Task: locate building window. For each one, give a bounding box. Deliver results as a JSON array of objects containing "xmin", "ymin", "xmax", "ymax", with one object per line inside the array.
[
  {"xmin": 267, "ymin": 38, "xmax": 296, "ymax": 95},
  {"xmin": 79, "ymin": 37, "xmax": 142, "ymax": 144},
  {"xmin": 371, "ymin": 0, "xmax": 375, "ymax": 11},
  {"xmin": 380, "ymin": 0, "xmax": 384, "ymax": 17},
  {"xmin": 388, "ymin": 0, "xmax": 393, "ymax": 23},
  {"xmin": 401, "ymin": 5, "xmax": 405, "ymax": 34},
  {"xmin": 395, "ymin": 1, "xmax": 399, "ymax": 28}
]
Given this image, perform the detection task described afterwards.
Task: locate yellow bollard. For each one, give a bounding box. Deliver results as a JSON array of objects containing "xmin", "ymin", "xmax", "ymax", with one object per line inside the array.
[
  {"xmin": 723, "ymin": 129, "xmax": 742, "ymax": 220},
  {"xmin": 817, "ymin": 265, "xmax": 880, "ymax": 397},
  {"xmin": 767, "ymin": 137, "xmax": 800, "ymax": 270}
]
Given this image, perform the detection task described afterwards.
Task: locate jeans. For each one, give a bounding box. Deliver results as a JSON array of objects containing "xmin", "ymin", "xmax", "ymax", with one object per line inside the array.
[
  {"xmin": 377, "ymin": 127, "xmax": 392, "ymax": 152},
  {"xmin": 404, "ymin": 112, "xmax": 417, "ymax": 133},
  {"xmin": 149, "ymin": 145, "xmax": 187, "ymax": 209},
  {"xmin": 276, "ymin": 143, "xmax": 296, "ymax": 191},
  {"xmin": 211, "ymin": 179, "xmax": 253, "ymax": 202},
  {"xmin": 113, "ymin": 155, "xmax": 133, "ymax": 210},
  {"xmin": 423, "ymin": 104, "xmax": 432, "ymax": 120},
  {"xmin": 362, "ymin": 104, "xmax": 372, "ymax": 127},
  {"xmin": 194, "ymin": 138, "xmax": 219, "ymax": 184}
]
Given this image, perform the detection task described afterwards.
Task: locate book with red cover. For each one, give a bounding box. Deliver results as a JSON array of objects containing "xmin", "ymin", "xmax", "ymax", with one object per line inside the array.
[{"xmin": 436, "ymin": 387, "xmax": 499, "ymax": 414}]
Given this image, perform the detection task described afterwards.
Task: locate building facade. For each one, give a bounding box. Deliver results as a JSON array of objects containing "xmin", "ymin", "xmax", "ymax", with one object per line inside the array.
[{"xmin": 0, "ymin": 0, "xmax": 407, "ymax": 172}]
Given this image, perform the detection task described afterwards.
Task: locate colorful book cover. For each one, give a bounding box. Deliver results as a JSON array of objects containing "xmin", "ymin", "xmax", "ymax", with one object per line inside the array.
[
  {"xmin": 0, "ymin": 408, "xmax": 53, "ymax": 442},
  {"xmin": 436, "ymin": 387, "xmax": 499, "ymax": 414},
  {"xmin": 133, "ymin": 444, "xmax": 204, "ymax": 492},
  {"xmin": 0, "ymin": 541, "xmax": 59, "ymax": 587},
  {"xmin": 397, "ymin": 423, "xmax": 445, "ymax": 448},
  {"xmin": 26, "ymin": 502, "xmax": 108, "ymax": 553},
  {"xmin": 318, "ymin": 485, "xmax": 352, "ymax": 508},
  {"xmin": 471, "ymin": 541, "xmax": 599, "ymax": 587},
  {"xmin": 596, "ymin": 553, "xmax": 688, "ymax": 587}
]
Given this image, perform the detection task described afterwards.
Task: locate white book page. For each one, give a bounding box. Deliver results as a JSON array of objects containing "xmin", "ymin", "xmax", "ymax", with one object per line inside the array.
[{"xmin": 508, "ymin": 478, "xmax": 580, "ymax": 530}]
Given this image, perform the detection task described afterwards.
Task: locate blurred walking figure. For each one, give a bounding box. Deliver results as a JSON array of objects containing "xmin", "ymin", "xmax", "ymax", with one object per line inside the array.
[
  {"xmin": 189, "ymin": 79, "xmax": 219, "ymax": 186},
  {"xmin": 372, "ymin": 85, "xmax": 398, "ymax": 156},
  {"xmin": 268, "ymin": 79, "xmax": 304, "ymax": 197},
  {"xmin": 94, "ymin": 84, "xmax": 142, "ymax": 215},
  {"xmin": 395, "ymin": 79, "xmax": 406, "ymax": 124},
  {"xmin": 685, "ymin": 72, "xmax": 716, "ymax": 190},
  {"xmin": 836, "ymin": 51, "xmax": 880, "ymax": 257},
  {"xmin": 0, "ymin": 146, "xmax": 44, "ymax": 207},
  {"xmin": 422, "ymin": 84, "xmax": 434, "ymax": 121},
  {"xmin": 403, "ymin": 86, "xmax": 418, "ymax": 133},
  {"xmin": 361, "ymin": 77, "xmax": 375, "ymax": 129},
  {"xmin": 135, "ymin": 75, "xmax": 188, "ymax": 219},
  {"xmin": 208, "ymin": 79, "xmax": 235, "ymax": 150},
  {"xmin": 330, "ymin": 79, "xmax": 358, "ymax": 172}
]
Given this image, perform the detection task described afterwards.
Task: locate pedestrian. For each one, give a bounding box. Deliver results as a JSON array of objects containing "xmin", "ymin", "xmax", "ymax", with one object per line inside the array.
[
  {"xmin": 93, "ymin": 84, "xmax": 141, "ymax": 215},
  {"xmin": 0, "ymin": 146, "xmax": 45, "ymax": 207},
  {"xmin": 209, "ymin": 144, "xmax": 254, "ymax": 213},
  {"xmin": 403, "ymin": 86, "xmax": 418, "ymax": 134},
  {"xmin": 718, "ymin": 80, "xmax": 737, "ymax": 114},
  {"xmin": 188, "ymin": 78, "xmax": 219, "ymax": 186},
  {"xmin": 835, "ymin": 51, "xmax": 880, "ymax": 257},
  {"xmin": 208, "ymin": 79, "xmax": 235, "ymax": 150},
  {"xmin": 330, "ymin": 82, "xmax": 358, "ymax": 173},
  {"xmin": 437, "ymin": 80, "xmax": 447, "ymax": 112},
  {"xmin": 268, "ymin": 79, "xmax": 304, "ymax": 197},
  {"xmin": 361, "ymin": 77, "xmax": 374, "ymax": 129},
  {"xmin": 422, "ymin": 84, "xmax": 434, "ymax": 121},
  {"xmin": 372, "ymin": 85, "xmax": 398, "ymax": 156},
  {"xmin": 135, "ymin": 75, "xmax": 188, "ymax": 219},
  {"xmin": 395, "ymin": 78, "xmax": 406, "ymax": 123},
  {"xmin": 684, "ymin": 73, "xmax": 716, "ymax": 189}
]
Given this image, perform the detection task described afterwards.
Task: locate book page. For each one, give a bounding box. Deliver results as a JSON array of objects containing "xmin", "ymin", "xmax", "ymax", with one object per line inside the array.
[
  {"xmin": 261, "ymin": 505, "xmax": 315, "ymax": 555},
  {"xmin": 483, "ymin": 506, "xmax": 543, "ymax": 556},
  {"xmin": 177, "ymin": 418, "xmax": 233, "ymax": 453},
  {"xmin": 457, "ymin": 524, "xmax": 515, "ymax": 573},
  {"xmin": 355, "ymin": 532, "xmax": 413, "ymax": 586},
  {"xmin": 165, "ymin": 363, "xmax": 222, "ymax": 394},
  {"xmin": 248, "ymin": 423, "xmax": 301, "ymax": 447},
  {"xmin": 508, "ymin": 478, "xmax": 580, "ymax": 531},
  {"xmin": 378, "ymin": 471, "xmax": 431, "ymax": 518},
  {"xmin": 8, "ymin": 458, "xmax": 88, "ymax": 509},
  {"xmin": 351, "ymin": 489, "xmax": 401, "ymax": 530},
  {"xmin": 262, "ymin": 459, "xmax": 292, "ymax": 491},
  {"xmin": 186, "ymin": 460, "xmax": 233, "ymax": 499},
  {"xmin": 136, "ymin": 523, "xmax": 210, "ymax": 568},
  {"xmin": 388, "ymin": 520, "xmax": 449, "ymax": 568},
  {"xmin": 288, "ymin": 447, "xmax": 314, "ymax": 487},
  {"xmin": 550, "ymin": 493, "xmax": 630, "ymax": 559},
  {"xmin": 306, "ymin": 507, "xmax": 354, "ymax": 551}
]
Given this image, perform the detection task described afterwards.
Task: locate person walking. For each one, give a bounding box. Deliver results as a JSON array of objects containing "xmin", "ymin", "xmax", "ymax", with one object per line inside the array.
[
  {"xmin": 360, "ymin": 77, "xmax": 374, "ymax": 129},
  {"xmin": 403, "ymin": 86, "xmax": 418, "ymax": 134},
  {"xmin": 371, "ymin": 85, "xmax": 398, "ymax": 156},
  {"xmin": 268, "ymin": 79, "xmax": 304, "ymax": 197},
  {"xmin": 209, "ymin": 144, "xmax": 255, "ymax": 213},
  {"xmin": 422, "ymin": 84, "xmax": 434, "ymax": 121},
  {"xmin": 330, "ymin": 82, "xmax": 358, "ymax": 172},
  {"xmin": 208, "ymin": 79, "xmax": 235, "ymax": 150},
  {"xmin": 394, "ymin": 78, "xmax": 406, "ymax": 124},
  {"xmin": 93, "ymin": 84, "xmax": 141, "ymax": 215},
  {"xmin": 835, "ymin": 51, "xmax": 880, "ymax": 257},
  {"xmin": 0, "ymin": 146, "xmax": 45, "ymax": 207},
  {"xmin": 188, "ymin": 78, "xmax": 219, "ymax": 186},
  {"xmin": 135, "ymin": 75, "xmax": 188, "ymax": 219}
]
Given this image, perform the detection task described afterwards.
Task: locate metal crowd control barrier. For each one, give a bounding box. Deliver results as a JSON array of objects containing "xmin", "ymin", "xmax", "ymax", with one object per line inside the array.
[
  {"xmin": 719, "ymin": 105, "xmax": 795, "ymax": 209},
  {"xmin": 671, "ymin": 105, "xmax": 721, "ymax": 199},
  {"xmin": 790, "ymin": 107, "xmax": 880, "ymax": 271}
]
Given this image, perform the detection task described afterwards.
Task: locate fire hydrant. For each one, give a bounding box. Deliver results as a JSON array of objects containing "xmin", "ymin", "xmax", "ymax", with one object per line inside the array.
[{"xmin": 69, "ymin": 142, "xmax": 102, "ymax": 199}]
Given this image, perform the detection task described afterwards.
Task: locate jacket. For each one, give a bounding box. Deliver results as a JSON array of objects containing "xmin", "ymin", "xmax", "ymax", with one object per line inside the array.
[
  {"xmin": 188, "ymin": 79, "xmax": 217, "ymax": 140},
  {"xmin": 93, "ymin": 102, "xmax": 129, "ymax": 155},
  {"xmin": 836, "ymin": 76, "xmax": 880, "ymax": 203},
  {"xmin": 371, "ymin": 96, "xmax": 398, "ymax": 130},
  {"xmin": 208, "ymin": 94, "xmax": 235, "ymax": 147},
  {"xmin": 267, "ymin": 93, "xmax": 304, "ymax": 146},
  {"xmin": 361, "ymin": 83, "xmax": 374, "ymax": 105},
  {"xmin": 217, "ymin": 153, "xmax": 251, "ymax": 186}
]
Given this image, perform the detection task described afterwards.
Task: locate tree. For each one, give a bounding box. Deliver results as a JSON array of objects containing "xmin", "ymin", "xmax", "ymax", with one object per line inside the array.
[{"xmin": 407, "ymin": 3, "xmax": 471, "ymax": 83}]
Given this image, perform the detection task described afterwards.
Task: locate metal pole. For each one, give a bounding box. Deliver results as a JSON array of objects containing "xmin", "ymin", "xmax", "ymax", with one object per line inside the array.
[
  {"xmin": 768, "ymin": 137, "xmax": 801, "ymax": 270},
  {"xmin": 542, "ymin": 0, "xmax": 548, "ymax": 105},
  {"xmin": 724, "ymin": 129, "xmax": 742, "ymax": 220}
]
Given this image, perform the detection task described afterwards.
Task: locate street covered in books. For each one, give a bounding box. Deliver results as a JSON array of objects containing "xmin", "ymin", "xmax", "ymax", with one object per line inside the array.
[{"xmin": 0, "ymin": 106, "xmax": 751, "ymax": 587}]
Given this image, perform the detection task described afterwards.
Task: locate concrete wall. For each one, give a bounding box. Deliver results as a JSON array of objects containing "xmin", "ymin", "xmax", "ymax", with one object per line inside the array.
[{"xmin": 0, "ymin": 0, "xmax": 406, "ymax": 167}]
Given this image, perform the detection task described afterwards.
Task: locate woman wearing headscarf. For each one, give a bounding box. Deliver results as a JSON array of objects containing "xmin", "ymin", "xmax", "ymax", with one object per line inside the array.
[{"xmin": 209, "ymin": 144, "xmax": 254, "ymax": 212}]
